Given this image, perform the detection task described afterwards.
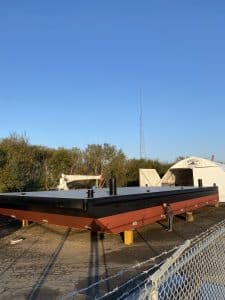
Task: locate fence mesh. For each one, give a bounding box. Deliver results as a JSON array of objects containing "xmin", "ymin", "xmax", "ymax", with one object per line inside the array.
[
  {"xmin": 136, "ymin": 219, "xmax": 225, "ymax": 300},
  {"xmin": 61, "ymin": 219, "xmax": 225, "ymax": 300}
]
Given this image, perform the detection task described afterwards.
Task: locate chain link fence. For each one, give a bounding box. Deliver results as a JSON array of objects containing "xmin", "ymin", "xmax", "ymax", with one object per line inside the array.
[
  {"xmin": 134, "ymin": 219, "xmax": 225, "ymax": 300},
  {"xmin": 61, "ymin": 219, "xmax": 225, "ymax": 300}
]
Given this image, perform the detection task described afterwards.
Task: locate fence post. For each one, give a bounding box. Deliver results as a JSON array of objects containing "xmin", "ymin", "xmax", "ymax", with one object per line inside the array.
[
  {"xmin": 148, "ymin": 240, "xmax": 191, "ymax": 299},
  {"xmin": 149, "ymin": 287, "xmax": 158, "ymax": 300}
]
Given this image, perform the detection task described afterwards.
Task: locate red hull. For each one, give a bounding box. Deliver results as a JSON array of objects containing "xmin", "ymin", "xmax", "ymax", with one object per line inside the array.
[{"xmin": 0, "ymin": 194, "xmax": 218, "ymax": 233}]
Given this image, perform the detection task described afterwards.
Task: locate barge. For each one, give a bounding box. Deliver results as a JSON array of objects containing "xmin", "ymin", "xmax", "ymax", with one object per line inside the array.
[{"xmin": 0, "ymin": 185, "xmax": 219, "ymax": 235}]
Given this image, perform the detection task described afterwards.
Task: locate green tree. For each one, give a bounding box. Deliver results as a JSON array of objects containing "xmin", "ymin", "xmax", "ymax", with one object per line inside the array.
[
  {"xmin": 48, "ymin": 148, "xmax": 73, "ymax": 188},
  {"xmin": 69, "ymin": 147, "xmax": 84, "ymax": 174},
  {"xmin": 126, "ymin": 158, "xmax": 172, "ymax": 186},
  {"xmin": 0, "ymin": 134, "xmax": 42, "ymax": 192},
  {"xmin": 83, "ymin": 144, "xmax": 127, "ymax": 186},
  {"xmin": 0, "ymin": 133, "xmax": 174, "ymax": 192}
]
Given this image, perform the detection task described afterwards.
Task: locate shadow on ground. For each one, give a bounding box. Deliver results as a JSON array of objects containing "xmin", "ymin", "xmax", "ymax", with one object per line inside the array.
[
  {"xmin": 75, "ymin": 205, "xmax": 225, "ymax": 299},
  {"xmin": 0, "ymin": 215, "xmax": 20, "ymax": 239}
]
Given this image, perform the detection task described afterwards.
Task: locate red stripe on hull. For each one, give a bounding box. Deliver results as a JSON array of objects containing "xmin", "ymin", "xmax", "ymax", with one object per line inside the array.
[
  {"xmin": 94, "ymin": 194, "xmax": 218, "ymax": 233},
  {"xmin": 0, "ymin": 194, "xmax": 218, "ymax": 233},
  {"xmin": 0, "ymin": 208, "xmax": 94, "ymax": 230}
]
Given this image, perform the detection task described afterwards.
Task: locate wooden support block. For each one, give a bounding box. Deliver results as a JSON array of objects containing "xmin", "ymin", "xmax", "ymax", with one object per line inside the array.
[
  {"xmin": 124, "ymin": 230, "xmax": 133, "ymax": 245},
  {"xmin": 186, "ymin": 212, "xmax": 194, "ymax": 223},
  {"xmin": 22, "ymin": 219, "xmax": 29, "ymax": 227}
]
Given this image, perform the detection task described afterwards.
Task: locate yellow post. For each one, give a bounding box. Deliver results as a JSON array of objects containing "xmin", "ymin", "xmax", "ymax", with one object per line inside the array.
[
  {"xmin": 215, "ymin": 202, "xmax": 220, "ymax": 208},
  {"xmin": 124, "ymin": 230, "xmax": 133, "ymax": 245},
  {"xmin": 22, "ymin": 219, "xmax": 29, "ymax": 227},
  {"xmin": 186, "ymin": 212, "xmax": 194, "ymax": 223}
]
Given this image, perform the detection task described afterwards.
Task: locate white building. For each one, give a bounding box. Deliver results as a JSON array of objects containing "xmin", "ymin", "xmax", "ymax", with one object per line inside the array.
[
  {"xmin": 161, "ymin": 156, "xmax": 225, "ymax": 202},
  {"xmin": 140, "ymin": 156, "xmax": 225, "ymax": 202}
]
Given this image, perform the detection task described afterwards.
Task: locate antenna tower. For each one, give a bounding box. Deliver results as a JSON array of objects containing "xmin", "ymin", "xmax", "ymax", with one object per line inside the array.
[{"xmin": 139, "ymin": 90, "xmax": 145, "ymax": 159}]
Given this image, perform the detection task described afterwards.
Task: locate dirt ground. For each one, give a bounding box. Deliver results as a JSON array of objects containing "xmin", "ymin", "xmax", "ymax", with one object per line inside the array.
[{"xmin": 0, "ymin": 205, "xmax": 224, "ymax": 300}]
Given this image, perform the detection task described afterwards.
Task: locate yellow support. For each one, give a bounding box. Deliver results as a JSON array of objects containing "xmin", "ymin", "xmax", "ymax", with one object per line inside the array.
[
  {"xmin": 22, "ymin": 219, "xmax": 29, "ymax": 227},
  {"xmin": 124, "ymin": 230, "xmax": 133, "ymax": 245},
  {"xmin": 186, "ymin": 212, "xmax": 194, "ymax": 223}
]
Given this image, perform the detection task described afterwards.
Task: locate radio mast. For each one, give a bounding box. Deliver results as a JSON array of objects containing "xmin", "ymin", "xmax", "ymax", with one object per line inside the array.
[{"xmin": 139, "ymin": 90, "xmax": 145, "ymax": 159}]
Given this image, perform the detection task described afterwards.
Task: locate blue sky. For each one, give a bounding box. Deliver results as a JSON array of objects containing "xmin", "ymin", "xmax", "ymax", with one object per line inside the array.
[{"xmin": 0, "ymin": 1, "xmax": 225, "ymax": 162}]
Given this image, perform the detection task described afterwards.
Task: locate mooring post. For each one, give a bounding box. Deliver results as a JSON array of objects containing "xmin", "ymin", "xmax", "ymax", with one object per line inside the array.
[
  {"xmin": 186, "ymin": 212, "xmax": 194, "ymax": 222},
  {"xmin": 124, "ymin": 230, "xmax": 133, "ymax": 245},
  {"xmin": 109, "ymin": 176, "xmax": 117, "ymax": 196}
]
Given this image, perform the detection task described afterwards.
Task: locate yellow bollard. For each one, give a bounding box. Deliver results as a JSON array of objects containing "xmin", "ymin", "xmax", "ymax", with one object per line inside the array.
[
  {"xmin": 186, "ymin": 212, "xmax": 194, "ymax": 223},
  {"xmin": 124, "ymin": 230, "xmax": 133, "ymax": 246}
]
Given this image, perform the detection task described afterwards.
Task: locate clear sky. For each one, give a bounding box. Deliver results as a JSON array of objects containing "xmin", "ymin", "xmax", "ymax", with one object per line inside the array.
[{"xmin": 0, "ymin": 1, "xmax": 225, "ymax": 162}]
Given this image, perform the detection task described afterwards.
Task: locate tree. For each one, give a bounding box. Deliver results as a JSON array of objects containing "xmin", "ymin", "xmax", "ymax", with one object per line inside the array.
[
  {"xmin": 83, "ymin": 144, "xmax": 127, "ymax": 186},
  {"xmin": 0, "ymin": 134, "xmax": 42, "ymax": 192},
  {"xmin": 69, "ymin": 147, "xmax": 84, "ymax": 175},
  {"xmin": 126, "ymin": 158, "xmax": 172, "ymax": 186},
  {"xmin": 0, "ymin": 133, "xmax": 174, "ymax": 192},
  {"xmin": 48, "ymin": 148, "xmax": 73, "ymax": 188}
]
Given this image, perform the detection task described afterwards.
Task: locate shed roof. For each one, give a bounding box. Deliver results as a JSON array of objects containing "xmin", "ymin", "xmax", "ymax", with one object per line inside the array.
[{"xmin": 171, "ymin": 156, "xmax": 225, "ymax": 170}]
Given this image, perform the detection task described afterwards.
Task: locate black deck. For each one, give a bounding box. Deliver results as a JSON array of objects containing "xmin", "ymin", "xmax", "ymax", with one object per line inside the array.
[{"xmin": 0, "ymin": 186, "xmax": 218, "ymax": 218}]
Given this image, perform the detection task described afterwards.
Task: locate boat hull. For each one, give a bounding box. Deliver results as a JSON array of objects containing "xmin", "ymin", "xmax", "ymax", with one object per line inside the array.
[{"xmin": 0, "ymin": 190, "xmax": 218, "ymax": 233}]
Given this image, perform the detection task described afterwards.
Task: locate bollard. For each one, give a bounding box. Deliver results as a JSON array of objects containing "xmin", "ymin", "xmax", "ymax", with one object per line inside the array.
[
  {"xmin": 109, "ymin": 176, "xmax": 117, "ymax": 196},
  {"xmin": 87, "ymin": 189, "xmax": 94, "ymax": 199}
]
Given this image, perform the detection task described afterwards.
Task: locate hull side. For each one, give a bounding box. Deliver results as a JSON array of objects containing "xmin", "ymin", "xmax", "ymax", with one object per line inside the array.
[
  {"xmin": 96, "ymin": 194, "xmax": 218, "ymax": 233},
  {"xmin": 0, "ymin": 193, "xmax": 218, "ymax": 233},
  {"xmin": 0, "ymin": 208, "xmax": 93, "ymax": 230}
]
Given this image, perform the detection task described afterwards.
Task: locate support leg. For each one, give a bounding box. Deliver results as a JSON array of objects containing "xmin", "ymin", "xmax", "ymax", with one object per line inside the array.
[
  {"xmin": 22, "ymin": 219, "xmax": 29, "ymax": 227},
  {"xmin": 168, "ymin": 215, "xmax": 174, "ymax": 232},
  {"xmin": 215, "ymin": 202, "xmax": 220, "ymax": 208},
  {"xmin": 186, "ymin": 212, "xmax": 194, "ymax": 223},
  {"xmin": 124, "ymin": 230, "xmax": 133, "ymax": 245}
]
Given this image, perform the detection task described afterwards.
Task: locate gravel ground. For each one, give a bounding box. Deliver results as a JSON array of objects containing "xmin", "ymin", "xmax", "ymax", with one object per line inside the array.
[{"xmin": 0, "ymin": 205, "xmax": 224, "ymax": 300}]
